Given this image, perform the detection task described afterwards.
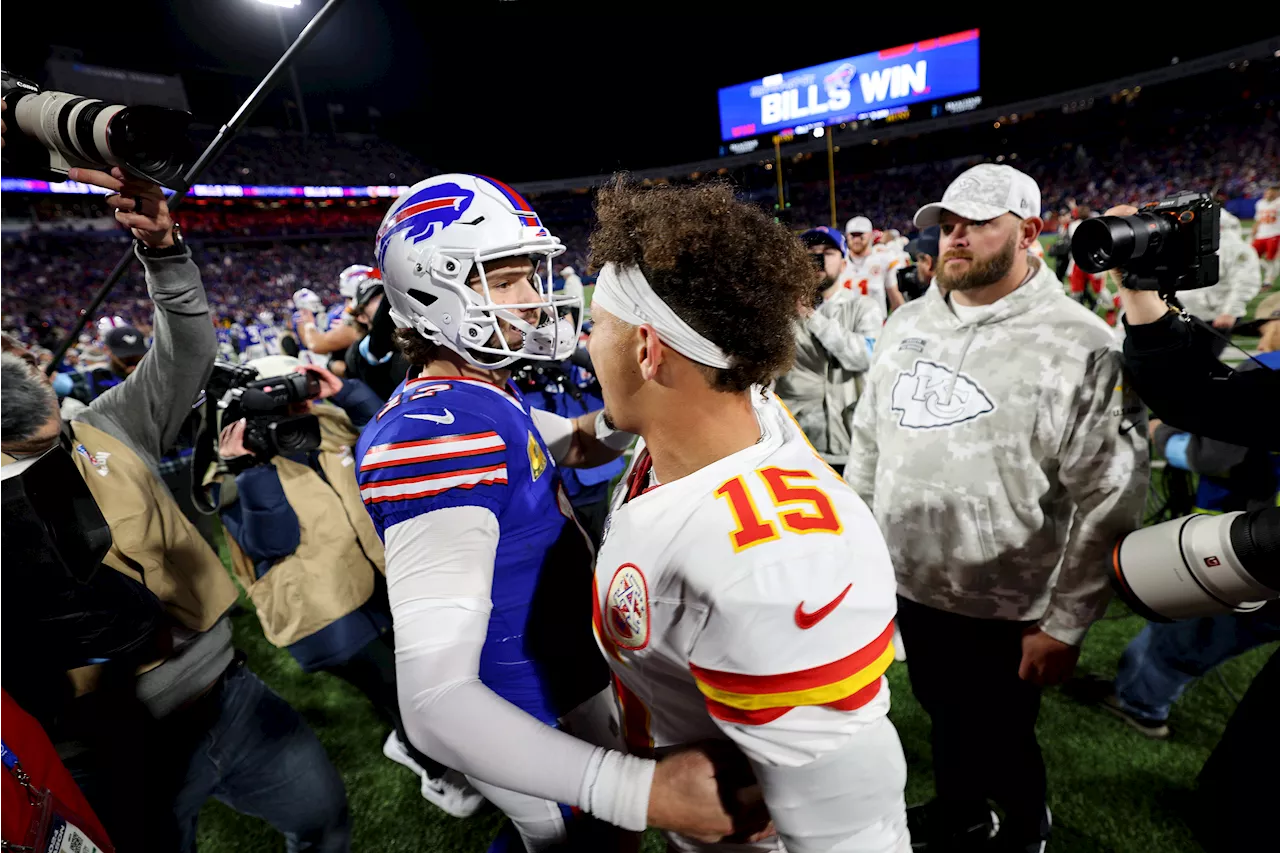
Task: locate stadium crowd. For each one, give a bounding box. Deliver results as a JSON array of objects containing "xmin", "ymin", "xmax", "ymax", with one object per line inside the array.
[{"xmin": 3, "ymin": 54, "xmax": 1280, "ymax": 853}]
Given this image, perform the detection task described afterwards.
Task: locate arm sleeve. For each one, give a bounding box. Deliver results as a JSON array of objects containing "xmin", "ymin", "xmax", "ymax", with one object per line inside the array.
[
  {"xmin": 1044, "ymin": 349, "xmax": 1149, "ymax": 645},
  {"xmin": 842, "ymin": 369, "xmax": 880, "ymax": 509},
  {"xmin": 87, "ymin": 248, "xmax": 216, "ymax": 463},
  {"xmin": 1222, "ymin": 242, "xmax": 1262, "ymax": 319},
  {"xmin": 329, "ymin": 377, "xmax": 384, "ymax": 428},
  {"xmin": 226, "ymin": 466, "xmax": 301, "ymax": 561},
  {"xmin": 805, "ymin": 308, "xmax": 869, "ymax": 373},
  {"xmin": 385, "ymin": 508, "xmax": 654, "ymax": 830},
  {"xmin": 529, "ymin": 407, "xmax": 575, "ymax": 464},
  {"xmin": 1124, "ymin": 312, "xmax": 1280, "ymax": 449},
  {"xmin": 687, "ymin": 557, "xmax": 904, "ymax": 852}
]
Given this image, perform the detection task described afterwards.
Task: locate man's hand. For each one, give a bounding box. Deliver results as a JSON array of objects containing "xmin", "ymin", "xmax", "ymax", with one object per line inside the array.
[
  {"xmin": 1147, "ymin": 417, "xmax": 1163, "ymax": 442},
  {"xmin": 1018, "ymin": 627, "xmax": 1080, "ymax": 686},
  {"xmin": 69, "ymin": 166, "xmax": 174, "ymax": 249},
  {"xmin": 646, "ymin": 748, "xmax": 735, "ymax": 842},
  {"xmin": 1212, "ymin": 313, "xmax": 1235, "ymax": 331},
  {"xmin": 218, "ymin": 419, "xmax": 251, "ymax": 459},
  {"xmin": 1104, "ymin": 204, "xmax": 1172, "ymax": 326},
  {"xmin": 296, "ymin": 363, "xmax": 342, "ymax": 399}
]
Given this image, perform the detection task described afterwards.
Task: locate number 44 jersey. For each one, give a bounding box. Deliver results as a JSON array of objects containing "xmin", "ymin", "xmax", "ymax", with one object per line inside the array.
[{"xmin": 593, "ymin": 388, "xmax": 908, "ymax": 852}]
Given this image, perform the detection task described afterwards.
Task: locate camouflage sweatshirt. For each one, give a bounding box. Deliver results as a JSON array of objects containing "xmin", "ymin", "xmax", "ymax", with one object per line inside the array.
[
  {"xmin": 774, "ymin": 287, "xmax": 883, "ymax": 465},
  {"xmin": 844, "ymin": 259, "xmax": 1149, "ymax": 645}
]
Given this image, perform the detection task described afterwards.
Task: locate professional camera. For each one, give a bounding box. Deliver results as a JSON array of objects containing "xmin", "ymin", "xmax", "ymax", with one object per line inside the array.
[
  {"xmin": 1070, "ymin": 191, "xmax": 1219, "ymax": 294},
  {"xmin": 1, "ymin": 70, "xmax": 194, "ymax": 186},
  {"xmin": 1111, "ymin": 507, "xmax": 1279, "ymax": 621},
  {"xmin": 895, "ymin": 264, "xmax": 930, "ymax": 302},
  {"xmin": 213, "ymin": 363, "xmax": 323, "ymax": 460}
]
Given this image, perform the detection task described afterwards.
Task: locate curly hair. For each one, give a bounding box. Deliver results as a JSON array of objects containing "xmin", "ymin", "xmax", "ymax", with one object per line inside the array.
[{"xmin": 588, "ymin": 177, "xmax": 811, "ymax": 392}]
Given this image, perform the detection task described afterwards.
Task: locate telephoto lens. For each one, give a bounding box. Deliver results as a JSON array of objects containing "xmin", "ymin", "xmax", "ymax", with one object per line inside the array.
[{"xmin": 1, "ymin": 71, "xmax": 194, "ymax": 185}]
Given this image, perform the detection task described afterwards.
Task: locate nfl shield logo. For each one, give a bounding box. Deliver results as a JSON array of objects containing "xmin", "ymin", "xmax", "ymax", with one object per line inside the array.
[{"xmin": 606, "ymin": 563, "xmax": 650, "ymax": 651}]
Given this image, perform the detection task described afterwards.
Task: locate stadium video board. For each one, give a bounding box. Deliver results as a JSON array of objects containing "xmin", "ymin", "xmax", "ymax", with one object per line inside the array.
[{"xmin": 717, "ymin": 30, "xmax": 980, "ymax": 142}]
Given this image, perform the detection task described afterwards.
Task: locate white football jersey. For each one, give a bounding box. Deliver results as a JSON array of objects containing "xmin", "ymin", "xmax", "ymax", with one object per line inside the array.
[
  {"xmin": 593, "ymin": 389, "xmax": 904, "ymax": 851},
  {"xmin": 1254, "ymin": 197, "xmax": 1280, "ymax": 240},
  {"xmin": 840, "ymin": 253, "xmax": 891, "ymax": 319}
]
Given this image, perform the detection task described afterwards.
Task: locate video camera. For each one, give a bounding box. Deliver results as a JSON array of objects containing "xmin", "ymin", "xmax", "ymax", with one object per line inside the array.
[
  {"xmin": 209, "ymin": 363, "xmax": 323, "ymax": 461},
  {"xmin": 1070, "ymin": 191, "xmax": 1219, "ymax": 295},
  {"xmin": 1, "ymin": 70, "xmax": 194, "ymax": 186}
]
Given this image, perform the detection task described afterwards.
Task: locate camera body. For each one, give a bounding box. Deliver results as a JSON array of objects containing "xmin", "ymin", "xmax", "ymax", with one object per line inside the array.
[
  {"xmin": 1070, "ymin": 191, "xmax": 1219, "ymax": 294},
  {"xmin": 213, "ymin": 364, "xmax": 322, "ymax": 461},
  {"xmin": 1, "ymin": 70, "xmax": 194, "ymax": 186},
  {"xmin": 895, "ymin": 263, "xmax": 930, "ymax": 302}
]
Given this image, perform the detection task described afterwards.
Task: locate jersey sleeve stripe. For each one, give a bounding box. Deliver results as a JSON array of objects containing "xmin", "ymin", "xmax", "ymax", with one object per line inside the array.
[
  {"xmin": 689, "ymin": 621, "xmax": 894, "ymax": 701},
  {"xmin": 360, "ymin": 431, "xmax": 506, "ymax": 471},
  {"xmin": 702, "ymin": 677, "xmax": 883, "ymax": 726},
  {"xmin": 359, "ymin": 463, "xmax": 508, "ymax": 504}
]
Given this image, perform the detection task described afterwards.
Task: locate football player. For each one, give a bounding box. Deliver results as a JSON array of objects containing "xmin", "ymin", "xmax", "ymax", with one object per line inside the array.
[
  {"xmin": 584, "ymin": 179, "xmax": 910, "ymax": 852},
  {"xmin": 358, "ymin": 174, "xmax": 738, "ymax": 850}
]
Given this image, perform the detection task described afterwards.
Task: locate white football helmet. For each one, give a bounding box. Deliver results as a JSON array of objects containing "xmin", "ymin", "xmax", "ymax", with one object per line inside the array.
[
  {"xmin": 338, "ymin": 264, "xmax": 374, "ymax": 301},
  {"xmin": 292, "ymin": 288, "xmax": 324, "ymax": 314},
  {"xmin": 375, "ymin": 173, "xmax": 576, "ymax": 369}
]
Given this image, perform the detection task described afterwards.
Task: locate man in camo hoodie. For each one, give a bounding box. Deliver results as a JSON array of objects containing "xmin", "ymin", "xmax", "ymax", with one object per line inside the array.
[{"xmin": 844, "ymin": 164, "xmax": 1149, "ymax": 853}]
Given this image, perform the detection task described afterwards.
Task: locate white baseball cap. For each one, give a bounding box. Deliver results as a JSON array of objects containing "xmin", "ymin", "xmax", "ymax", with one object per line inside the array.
[
  {"xmin": 845, "ymin": 216, "xmax": 873, "ymax": 235},
  {"xmin": 914, "ymin": 163, "xmax": 1042, "ymax": 228}
]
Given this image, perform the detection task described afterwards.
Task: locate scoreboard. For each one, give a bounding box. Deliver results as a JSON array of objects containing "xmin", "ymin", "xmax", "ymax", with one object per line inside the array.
[{"xmin": 717, "ymin": 30, "xmax": 981, "ymax": 143}]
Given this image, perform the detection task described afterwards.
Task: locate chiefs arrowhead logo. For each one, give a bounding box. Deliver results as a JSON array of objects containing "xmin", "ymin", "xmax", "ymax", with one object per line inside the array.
[{"xmin": 890, "ymin": 359, "xmax": 995, "ymax": 429}]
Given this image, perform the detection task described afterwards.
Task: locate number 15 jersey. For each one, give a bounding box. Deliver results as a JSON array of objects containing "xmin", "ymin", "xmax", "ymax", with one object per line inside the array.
[{"xmin": 593, "ymin": 389, "xmax": 901, "ymax": 769}]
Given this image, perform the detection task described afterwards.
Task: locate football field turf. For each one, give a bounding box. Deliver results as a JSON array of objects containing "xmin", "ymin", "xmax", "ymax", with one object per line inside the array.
[
  {"xmin": 199, "ymin": 239, "xmax": 1277, "ymax": 851},
  {"xmin": 198, "ymin": 580, "xmax": 1275, "ymax": 853}
]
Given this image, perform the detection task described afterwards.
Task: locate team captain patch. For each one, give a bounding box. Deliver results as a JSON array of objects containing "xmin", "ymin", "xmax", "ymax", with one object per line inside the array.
[
  {"xmin": 527, "ymin": 431, "xmax": 548, "ymax": 481},
  {"xmin": 607, "ymin": 563, "xmax": 650, "ymax": 650}
]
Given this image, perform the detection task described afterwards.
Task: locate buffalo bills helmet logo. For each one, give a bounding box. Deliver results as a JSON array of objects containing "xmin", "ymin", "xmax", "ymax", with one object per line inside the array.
[
  {"xmin": 824, "ymin": 62, "xmax": 855, "ymax": 97},
  {"xmin": 376, "ymin": 182, "xmax": 476, "ymax": 268}
]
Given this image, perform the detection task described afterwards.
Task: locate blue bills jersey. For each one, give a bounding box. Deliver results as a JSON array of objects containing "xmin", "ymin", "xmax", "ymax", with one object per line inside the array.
[{"xmin": 355, "ymin": 374, "xmax": 608, "ymax": 725}]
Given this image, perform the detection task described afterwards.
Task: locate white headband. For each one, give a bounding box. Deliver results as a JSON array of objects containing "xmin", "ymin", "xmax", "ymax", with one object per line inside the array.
[{"xmin": 591, "ymin": 263, "xmax": 732, "ymax": 369}]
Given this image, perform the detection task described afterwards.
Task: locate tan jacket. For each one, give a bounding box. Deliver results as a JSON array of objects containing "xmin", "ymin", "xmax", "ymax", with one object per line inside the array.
[
  {"xmin": 224, "ymin": 404, "xmax": 386, "ymax": 648},
  {"xmin": 65, "ymin": 420, "xmax": 238, "ymax": 631}
]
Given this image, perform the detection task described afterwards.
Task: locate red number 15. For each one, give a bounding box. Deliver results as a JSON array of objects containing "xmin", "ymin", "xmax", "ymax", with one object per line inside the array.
[{"xmin": 714, "ymin": 468, "xmax": 842, "ymax": 552}]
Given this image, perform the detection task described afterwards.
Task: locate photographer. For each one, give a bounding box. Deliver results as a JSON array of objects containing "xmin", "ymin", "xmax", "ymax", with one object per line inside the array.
[
  {"xmin": 215, "ymin": 356, "xmax": 479, "ymax": 817},
  {"xmin": 774, "ymin": 226, "xmax": 881, "ymax": 474},
  {"xmin": 896, "ymin": 225, "xmax": 940, "ymax": 302},
  {"xmin": 1112, "ymin": 204, "xmax": 1280, "ymax": 449},
  {"xmin": 0, "ymin": 165, "xmax": 350, "ymax": 851},
  {"xmin": 340, "ymin": 273, "xmax": 410, "ymax": 400}
]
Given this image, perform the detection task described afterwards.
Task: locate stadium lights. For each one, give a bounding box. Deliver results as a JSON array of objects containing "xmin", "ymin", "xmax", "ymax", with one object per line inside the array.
[{"xmin": 255, "ymin": 0, "xmax": 302, "ymax": 7}]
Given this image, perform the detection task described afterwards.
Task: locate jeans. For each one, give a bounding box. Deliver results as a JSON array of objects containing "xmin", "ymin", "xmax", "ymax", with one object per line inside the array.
[
  {"xmin": 1114, "ymin": 602, "xmax": 1280, "ymax": 722},
  {"xmin": 170, "ymin": 662, "xmax": 351, "ymax": 852}
]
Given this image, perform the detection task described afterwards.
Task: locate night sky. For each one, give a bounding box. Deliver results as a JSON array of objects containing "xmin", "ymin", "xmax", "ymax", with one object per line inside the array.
[{"xmin": 2, "ymin": 3, "xmax": 1265, "ymax": 182}]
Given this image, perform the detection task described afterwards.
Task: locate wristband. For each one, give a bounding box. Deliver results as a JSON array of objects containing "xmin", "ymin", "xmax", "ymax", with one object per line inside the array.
[
  {"xmin": 594, "ymin": 410, "xmax": 637, "ymax": 452},
  {"xmin": 578, "ymin": 747, "xmax": 655, "ymax": 832}
]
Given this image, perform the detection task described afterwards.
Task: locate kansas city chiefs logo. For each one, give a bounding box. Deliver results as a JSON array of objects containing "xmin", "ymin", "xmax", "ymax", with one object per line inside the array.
[{"xmin": 890, "ymin": 359, "xmax": 995, "ymax": 429}]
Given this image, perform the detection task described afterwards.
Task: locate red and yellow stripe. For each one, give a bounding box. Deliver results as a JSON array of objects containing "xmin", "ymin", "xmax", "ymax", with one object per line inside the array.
[{"xmin": 689, "ymin": 621, "xmax": 895, "ymax": 725}]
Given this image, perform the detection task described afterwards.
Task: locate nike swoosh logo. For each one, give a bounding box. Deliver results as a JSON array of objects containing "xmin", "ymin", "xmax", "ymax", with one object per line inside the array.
[
  {"xmin": 794, "ymin": 583, "xmax": 853, "ymax": 630},
  {"xmin": 406, "ymin": 410, "xmax": 455, "ymax": 425}
]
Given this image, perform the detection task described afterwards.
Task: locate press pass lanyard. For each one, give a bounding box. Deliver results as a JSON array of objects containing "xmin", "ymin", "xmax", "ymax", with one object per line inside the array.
[{"xmin": 1, "ymin": 740, "xmax": 39, "ymax": 805}]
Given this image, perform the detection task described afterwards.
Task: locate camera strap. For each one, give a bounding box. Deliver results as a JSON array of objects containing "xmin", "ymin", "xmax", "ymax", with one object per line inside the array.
[{"xmin": 190, "ymin": 393, "xmax": 222, "ymax": 516}]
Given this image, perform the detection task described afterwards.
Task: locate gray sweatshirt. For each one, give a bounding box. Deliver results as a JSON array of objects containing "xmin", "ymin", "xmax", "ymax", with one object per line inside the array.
[
  {"xmin": 844, "ymin": 258, "xmax": 1149, "ymax": 645},
  {"xmin": 774, "ymin": 287, "xmax": 882, "ymax": 465},
  {"xmin": 72, "ymin": 244, "xmax": 230, "ymax": 716}
]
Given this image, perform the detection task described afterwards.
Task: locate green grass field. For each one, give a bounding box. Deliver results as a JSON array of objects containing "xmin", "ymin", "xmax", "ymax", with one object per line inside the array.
[{"xmin": 197, "ymin": 237, "xmax": 1278, "ymax": 852}]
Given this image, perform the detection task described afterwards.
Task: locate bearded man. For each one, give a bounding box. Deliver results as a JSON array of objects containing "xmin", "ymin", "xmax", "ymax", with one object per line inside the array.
[{"xmin": 843, "ymin": 164, "xmax": 1149, "ymax": 853}]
